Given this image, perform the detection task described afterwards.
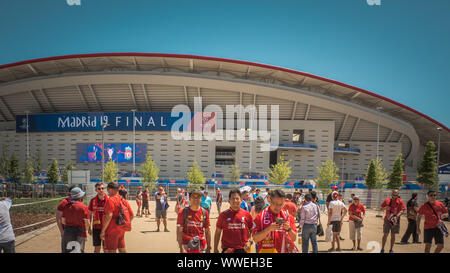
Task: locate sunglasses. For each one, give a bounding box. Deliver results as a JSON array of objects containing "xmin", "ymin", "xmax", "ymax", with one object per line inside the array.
[
  {"xmin": 97, "ymin": 187, "xmax": 105, "ymax": 190},
  {"xmin": 429, "ymin": 194, "xmax": 437, "ymax": 197}
]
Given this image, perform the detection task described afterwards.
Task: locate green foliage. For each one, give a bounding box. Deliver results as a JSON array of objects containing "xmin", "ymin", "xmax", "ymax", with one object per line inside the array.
[
  {"xmin": 103, "ymin": 159, "xmax": 118, "ymax": 183},
  {"xmin": 227, "ymin": 153, "xmax": 241, "ymax": 185},
  {"xmin": 186, "ymin": 159, "xmax": 206, "ymax": 190},
  {"xmin": 62, "ymin": 160, "xmax": 75, "ymax": 184},
  {"xmin": 269, "ymin": 154, "xmax": 292, "ymax": 185},
  {"xmin": 0, "ymin": 143, "xmax": 9, "ymax": 178},
  {"xmin": 139, "ymin": 152, "xmax": 159, "ymax": 191},
  {"xmin": 388, "ymin": 154, "xmax": 404, "ymax": 189},
  {"xmin": 9, "ymin": 154, "xmax": 21, "ymax": 183},
  {"xmin": 33, "ymin": 148, "xmax": 43, "ymax": 175},
  {"xmin": 417, "ymin": 141, "xmax": 437, "ymax": 189},
  {"xmin": 23, "ymin": 156, "xmax": 35, "ymax": 184},
  {"xmin": 47, "ymin": 158, "xmax": 60, "ymax": 184},
  {"xmin": 316, "ymin": 157, "xmax": 339, "ymax": 194},
  {"xmin": 366, "ymin": 158, "xmax": 388, "ymax": 189}
]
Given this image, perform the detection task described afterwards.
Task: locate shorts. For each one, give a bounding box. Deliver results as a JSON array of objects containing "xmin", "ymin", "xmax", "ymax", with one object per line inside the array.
[
  {"xmin": 424, "ymin": 228, "xmax": 444, "ymax": 245},
  {"xmin": 142, "ymin": 202, "xmax": 149, "ymax": 210},
  {"xmin": 383, "ymin": 220, "xmax": 400, "ymax": 234},
  {"xmin": 104, "ymin": 232, "xmax": 125, "ymax": 251},
  {"xmin": 92, "ymin": 228, "xmax": 103, "ymax": 247},
  {"xmin": 349, "ymin": 221, "xmax": 362, "ymax": 240},
  {"xmin": 222, "ymin": 248, "xmax": 246, "ymax": 253},
  {"xmin": 156, "ymin": 209, "xmax": 167, "ymax": 219},
  {"xmin": 136, "ymin": 200, "xmax": 142, "ymax": 207},
  {"xmin": 331, "ymin": 221, "xmax": 341, "ymax": 233}
]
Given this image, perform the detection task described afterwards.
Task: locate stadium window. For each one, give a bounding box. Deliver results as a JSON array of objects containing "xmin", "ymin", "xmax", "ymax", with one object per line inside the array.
[{"xmin": 292, "ymin": 130, "xmax": 304, "ymax": 144}]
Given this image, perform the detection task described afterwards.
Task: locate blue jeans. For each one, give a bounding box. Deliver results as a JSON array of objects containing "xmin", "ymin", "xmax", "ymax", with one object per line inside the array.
[
  {"xmin": 0, "ymin": 240, "xmax": 15, "ymax": 253},
  {"xmin": 302, "ymin": 224, "xmax": 318, "ymax": 253}
]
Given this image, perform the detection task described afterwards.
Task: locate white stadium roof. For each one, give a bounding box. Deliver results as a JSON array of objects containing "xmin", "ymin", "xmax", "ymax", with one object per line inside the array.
[{"xmin": 0, "ymin": 53, "xmax": 448, "ymax": 163}]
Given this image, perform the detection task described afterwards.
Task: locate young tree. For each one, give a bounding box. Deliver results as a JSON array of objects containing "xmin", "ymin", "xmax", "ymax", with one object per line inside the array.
[
  {"xmin": 23, "ymin": 156, "xmax": 35, "ymax": 184},
  {"xmin": 316, "ymin": 157, "xmax": 339, "ymax": 194},
  {"xmin": 269, "ymin": 154, "xmax": 292, "ymax": 185},
  {"xmin": 375, "ymin": 158, "xmax": 389, "ymax": 189},
  {"xmin": 33, "ymin": 148, "xmax": 43, "ymax": 175},
  {"xmin": 139, "ymin": 152, "xmax": 159, "ymax": 192},
  {"xmin": 417, "ymin": 141, "xmax": 437, "ymax": 189},
  {"xmin": 365, "ymin": 159, "xmax": 377, "ymax": 189},
  {"xmin": 8, "ymin": 153, "xmax": 21, "ymax": 183},
  {"xmin": 186, "ymin": 159, "xmax": 206, "ymax": 190},
  {"xmin": 0, "ymin": 143, "xmax": 9, "ymax": 178},
  {"xmin": 47, "ymin": 158, "xmax": 60, "ymax": 184},
  {"xmin": 62, "ymin": 160, "xmax": 76, "ymax": 184},
  {"xmin": 103, "ymin": 159, "xmax": 118, "ymax": 183},
  {"xmin": 227, "ymin": 153, "xmax": 241, "ymax": 185},
  {"xmin": 388, "ymin": 154, "xmax": 404, "ymax": 189}
]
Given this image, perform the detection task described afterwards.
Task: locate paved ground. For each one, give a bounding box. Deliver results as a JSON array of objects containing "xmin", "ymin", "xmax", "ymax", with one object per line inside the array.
[{"xmin": 16, "ymin": 201, "xmax": 449, "ymax": 253}]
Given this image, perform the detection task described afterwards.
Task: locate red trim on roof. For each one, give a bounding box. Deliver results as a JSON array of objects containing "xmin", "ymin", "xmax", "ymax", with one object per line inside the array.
[{"xmin": 0, "ymin": 52, "xmax": 448, "ymax": 132}]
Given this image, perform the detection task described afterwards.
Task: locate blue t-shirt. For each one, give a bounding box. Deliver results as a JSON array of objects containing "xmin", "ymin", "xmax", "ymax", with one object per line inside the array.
[
  {"xmin": 240, "ymin": 200, "xmax": 251, "ymax": 212},
  {"xmin": 0, "ymin": 198, "xmax": 14, "ymax": 243},
  {"xmin": 155, "ymin": 192, "xmax": 168, "ymax": 211},
  {"xmin": 200, "ymin": 196, "xmax": 212, "ymax": 209}
]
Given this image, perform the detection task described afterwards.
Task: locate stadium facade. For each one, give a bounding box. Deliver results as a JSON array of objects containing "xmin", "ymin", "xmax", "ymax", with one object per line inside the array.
[{"xmin": 0, "ymin": 53, "xmax": 448, "ymax": 182}]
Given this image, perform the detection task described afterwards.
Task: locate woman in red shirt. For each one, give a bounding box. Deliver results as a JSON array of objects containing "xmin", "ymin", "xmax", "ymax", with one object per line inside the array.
[{"xmin": 348, "ymin": 196, "xmax": 365, "ymax": 251}]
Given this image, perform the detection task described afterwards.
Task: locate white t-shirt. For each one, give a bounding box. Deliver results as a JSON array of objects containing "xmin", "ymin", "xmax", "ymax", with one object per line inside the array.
[
  {"xmin": 262, "ymin": 192, "xmax": 269, "ymax": 205},
  {"xmin": 328, "ymin": 200, "xmax": 345, "ymax": 222}
]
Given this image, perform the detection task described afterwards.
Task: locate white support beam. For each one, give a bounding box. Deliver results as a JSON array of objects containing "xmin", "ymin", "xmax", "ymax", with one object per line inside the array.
[
  {"xmin": 28, "ymin": 90, "xmax": 44, "ymax": 112},
  {"xmin": 142, "ymin": 84, "xmax": 151, "ymax": 111},
  {"xmin": 189, "ymin": 59, "xmax": 194, "ymax": 72},
  {"xmin": 304, "ymin": 104, "xmax": 311, "ymax": 120},
  {"xmin": 253, "ymin": 94, "xmax": 257, "ymax": 105},
  {"xmin": 197, "ymin": 87, "xmax": 201, "ymax": 98},
  {"xmin": 132, "ymin": 56, "xmax": 138, "ymax": 70},
  {"xmin": 160, "ymin": 58, "xmax": 167, "ymax": 72},
  {"xmin": 78, "ymin": 58, "xmax": 87, "ymax": 71},
  {"xmin": 351, "ymin": 92, "xmax": 361, "ymax": 99},
  {"xmin": 240, "ymin": 92, "xmax": 243, "ymax": 105},
  {"xmin": 299, "ymin": 77, "xmax": 308, "ymax": 87},
  {"xmin": 291, "ymin": 101, "xmax": 297, "ymax": 120},
  {"xmin": 183, "ymin": 86, "xmax": 189, "ymax": 106},
  {"xmin": 245, "ymin": 66, "xmax": 251, "ymax": 78},
  {"xmin": 349, "ymin": 118, "xmax": 360, "ymax": 141},
  {"xmin": 75, "ymin": 86, "xmax": 90, "ymax": 111},
  {"xmin": 128, "ymin": 84, "xmax": 138, "ymax": 110},
  {"xmin": 88, "ymin": 85, "xmax": 102, "ymax": 111},
  {"xmin": 337, "ymin": 114, "xmax": 349, "ymax": 140},
  {"xmin": 0, "ymin": 97, "xmax": 14, "ymax": 120},
  {"xmin": 27, "ymin": 64, "xmax": 39, "ymax": 75},
  {"xmin": 40, "ymin": 89, "xmax": 56, "ymax": 112},
  {"xmin": 385, "ymin": 129, "xmax": 394, "ymax": 142}
]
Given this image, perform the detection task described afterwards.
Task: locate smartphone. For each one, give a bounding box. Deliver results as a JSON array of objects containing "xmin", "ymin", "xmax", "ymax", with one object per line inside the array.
[{"xmin": 276, "ymin": 218, "xmax": 284, "ymax": 225}]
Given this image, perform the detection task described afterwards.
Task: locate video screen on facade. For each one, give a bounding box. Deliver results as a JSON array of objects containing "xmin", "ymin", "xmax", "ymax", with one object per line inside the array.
[{"xmin": 76, "ymin": 143, "xmax": 147, "ymax": 163}]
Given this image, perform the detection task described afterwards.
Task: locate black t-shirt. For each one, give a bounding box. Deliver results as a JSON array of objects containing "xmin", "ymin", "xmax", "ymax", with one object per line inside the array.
[{"xmin": 119, "ymin": 189, "xmax": 127, "ymax": 199}]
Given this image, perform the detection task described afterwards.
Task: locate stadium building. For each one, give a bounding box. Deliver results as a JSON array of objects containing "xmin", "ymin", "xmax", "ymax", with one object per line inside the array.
[{"xmin": 0, "ymin": 53, "xmax": 448, "ymax": 182}]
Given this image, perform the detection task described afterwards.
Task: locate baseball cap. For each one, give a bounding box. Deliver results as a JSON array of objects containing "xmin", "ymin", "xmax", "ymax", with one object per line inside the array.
[
  {"xmin": 189, "ymin": 189, "xmax": 203, "ymax": 197},
  {"xmin": 332, "ymin": 191, "xmax": 339, "ymax": 200},
  {"xmin": 332, "ymin": 185, "xmax": 338, "ymax": 190}
]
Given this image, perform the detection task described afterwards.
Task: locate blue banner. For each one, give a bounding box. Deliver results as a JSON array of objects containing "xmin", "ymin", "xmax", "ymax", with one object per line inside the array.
[{"xmin": 16, "ymin": 112, "xmax": 216, "ymax": 133}]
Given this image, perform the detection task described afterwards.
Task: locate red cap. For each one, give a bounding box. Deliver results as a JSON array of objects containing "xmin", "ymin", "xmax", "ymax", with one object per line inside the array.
[{"xmin": 332, "ymin": 185, "xmax": 338, "ymax": 189}]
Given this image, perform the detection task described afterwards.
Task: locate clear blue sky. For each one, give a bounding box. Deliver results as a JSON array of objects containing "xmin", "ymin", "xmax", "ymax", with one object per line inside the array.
[{"xmin": 1, "ymin": 0, "xmax": 449, "ymax": 127}]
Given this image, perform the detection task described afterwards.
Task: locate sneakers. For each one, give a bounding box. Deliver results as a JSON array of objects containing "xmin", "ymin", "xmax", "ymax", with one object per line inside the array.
[
  {"xmin": 357, "ymin": 247, "xmax": 363, "ymax": 251},
  {"xmin": 389, "ymin": 250, "xmax": 394, "ymax": 253},
  {"xmin": 328, "ymin": 248, "xmax": 335, "ymax": 252},
  {"xmin": 156, "ymin": 228, "xmax": 160, "ymax": 232},
  {"xmin": 164, "ymin": 228, "xmax": 170, "ymax": 232},
  {"xmin": 336, "ymin": 248, "xmax": 342, "ymax": 252},
  {"xmin": 380, "ymin": 249, "xmax": 385, "ymax": 253}
]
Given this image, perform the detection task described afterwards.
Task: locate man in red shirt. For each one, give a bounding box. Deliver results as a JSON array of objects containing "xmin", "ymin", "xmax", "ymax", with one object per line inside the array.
[
  {"xmin": 177, "ymin": 189, "xmax": 211, "ymax": 253},
  {"xmin": 283, "ymin": 193, "xmax": 297, "ymax": 217},
  {"xmin": 417, "ymin": 190, "xmax": 449, "ymax": 253},
  {"xmin": 214, "ymin": 189, "xmax": 253, "ymax": 253},
  {"xmin": 380, "ymin": 189, "xmax": 406, "ymax": 253},
  {"xmin": 253, "ymin": 189, "xmax": 298, "ymax": 253},
  {"xmin": 56, "ymin": 185, "xmax": 76, "ymax": 253},
  {"xmin": 61, "ymin": 187, "xmax": 90, "ymax": 253},
  {"xmin": 100, "ymin": 182, "xmax": 134, "ymax": 253},
  {"xmin": 88, "ymin": 182, "xmax": 108, "ymax": 253}
]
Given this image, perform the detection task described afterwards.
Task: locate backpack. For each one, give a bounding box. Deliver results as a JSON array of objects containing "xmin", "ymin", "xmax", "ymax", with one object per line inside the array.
[{"xmin": 115, "ymin": 196, "xmax": 132, "ymax": 232}]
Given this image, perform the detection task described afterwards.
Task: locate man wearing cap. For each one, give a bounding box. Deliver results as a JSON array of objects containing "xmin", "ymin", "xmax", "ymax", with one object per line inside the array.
[
  {"xmin": 119, "ymin": 184, "xmax": 128, "ymax": 199},
  {"xmin": 56, "ymin": 185, "xmax": 77, "ymax": 252},
  {"xmin": 100, "ymin": 182, "xmax": 134, "ymax": 253},
  {"xmin": 327, "ymin": 191, "xmax": 347, "ymax": 252},
  {"xmin": 380, "ymin": 189, "xmax": 406, "ymax": 253},
  {"xmin": 177, "ymin": 189, "xmax": 211, "ymax": 253},
  {"xmin": 88, "ymin": 183, "xmax": 108, "ymax": 253},
  {"xmin": 61, "ymin": 187, "xmax": 90, "ymax": 253},
  {"xmin": 326, "ymin": 186, "xmax": 339, "ymax": 212},
  {"xmin": 135, "ymin": 186, "xmax": 143, "ymax": 217}
]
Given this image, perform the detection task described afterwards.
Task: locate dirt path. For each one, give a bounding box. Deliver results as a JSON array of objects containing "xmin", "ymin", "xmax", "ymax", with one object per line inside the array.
[{"xmin": 15, "ymin": 201, "xmax": 449, "ymax": 253}]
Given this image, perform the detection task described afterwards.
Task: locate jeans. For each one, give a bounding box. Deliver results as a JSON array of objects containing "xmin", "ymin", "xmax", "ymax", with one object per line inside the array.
[
  {"xmin": 62, "ymin": 226, "xmax": 86, "ymax": 253},
  {"xmin": 401, "ymin": 218, "xmax": 419, "ymax": 243},
  {"xmin": 0, "ymin": 240, "xmax": 15, "ymax": 253},
  {"xmin": 302, "ymin": 224, "xmax": 318, "ymax": 253}
]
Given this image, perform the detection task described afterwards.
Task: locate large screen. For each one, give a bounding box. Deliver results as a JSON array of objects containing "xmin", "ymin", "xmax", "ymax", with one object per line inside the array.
[{"xmin": 76, "ymin": 143, "xmax": 147, "ymax": 163}]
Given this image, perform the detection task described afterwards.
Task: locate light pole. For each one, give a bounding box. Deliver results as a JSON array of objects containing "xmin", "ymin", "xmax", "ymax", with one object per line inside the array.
[
  {"xmin": 341, "ymin": 157, "xmax": 345, "ymax": 182},
  {"xmin": 376, "ymin": 107, "xmax": 383, "ymax": 160},
  {"xmin": 436, "ymin": 127, "xmax": 442, "ymax": 194},
  {"xmin": 101, "ymin": 122, "xmax": 110, "ymax": 183},
  {"xmin": 25, "ymin": 110, "xmax": 30, "ymax": 159},
  {"xmin": 131, "ymin": 109, "xmax": 137, "ymax": 176}
]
